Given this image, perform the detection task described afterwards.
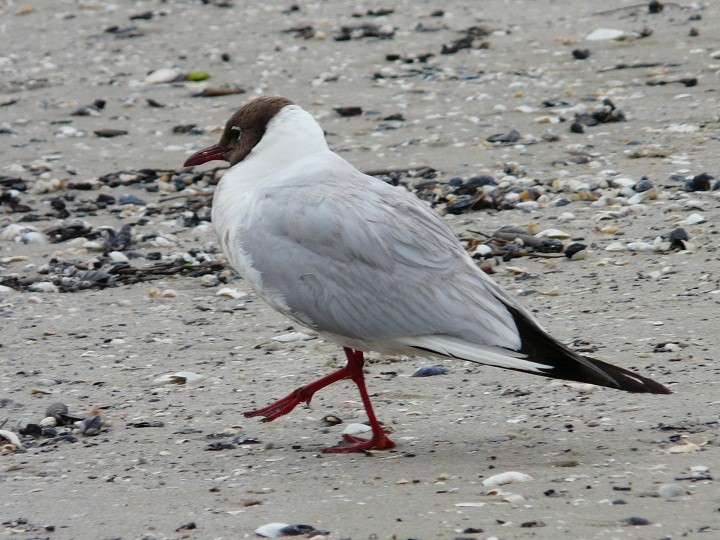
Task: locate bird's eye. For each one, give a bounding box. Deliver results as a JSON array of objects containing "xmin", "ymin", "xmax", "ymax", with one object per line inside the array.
[{"xmin": 230, "ymin": 125, "xmax": 242, "ymax": 139}]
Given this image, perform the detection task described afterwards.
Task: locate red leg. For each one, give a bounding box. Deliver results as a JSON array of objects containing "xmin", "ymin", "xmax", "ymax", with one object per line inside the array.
[
  {"xmin": 244, "ymin": 356, "xmax": 357, "ymax": 422},
  {"xmin": 323, "ymin": 348, "xmax": 396, "ymax": 453},
  {"xmin": 244, "ymin": 347, "xmax": 395, "ymax": 453}
]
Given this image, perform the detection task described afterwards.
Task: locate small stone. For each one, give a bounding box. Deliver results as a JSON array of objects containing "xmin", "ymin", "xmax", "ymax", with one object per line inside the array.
[
  {"xmin": 39, "ymin": 416, "xmax": 57, "ymax": 428},
  {"xmin": 412, "ymin": 365, "xmax": 449, "ymax": 377},
  {"xmin": 161, "ymin": 289, "xmax": 177, "ymax": 298},
  {"xmin": 78, "ymin": 414, "xmax": 102, "ymax": 436},
  {"xmin": 201, "ymin": 274, "xmax": 220, "ymax": 287},
  {"xmin": 28, "ymin": 282, "xmax": 59, "ymax": 293},
  {"xmin": 94, "ymin": 129, "xmax": 128, "ymax": 138},
  {"xmin": 564, "ymin": 243, "xmax": 587, "ymax": 260},
  {"xmin": 118, "ymin": 194, "xmax": 147, "ymax": 205},
  {"xmin": 623, "ymin": 517, "xmax": 651, "ymax": 526},
  {"xmin": 572, "ymin": 49, "xmax": 591, "ymax": 60},
  {"xmin": 657, "ymin": 484, "xmax": 685, "ymax": 498}
]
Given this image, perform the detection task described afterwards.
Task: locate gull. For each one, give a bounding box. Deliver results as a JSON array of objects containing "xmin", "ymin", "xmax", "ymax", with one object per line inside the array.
[{"xmin": 184, "ymin": 97, "xmax": 670, "ymax": 453}]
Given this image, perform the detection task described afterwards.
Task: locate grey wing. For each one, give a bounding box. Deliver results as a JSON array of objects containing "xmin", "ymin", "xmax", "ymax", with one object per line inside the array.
[{"xmin": 241, "ymin": 170, "xmax": 522, "ymax": 350}]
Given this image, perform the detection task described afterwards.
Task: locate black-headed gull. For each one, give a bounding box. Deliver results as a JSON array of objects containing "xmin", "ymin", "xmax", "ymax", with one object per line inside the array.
[{"xmin": 184, "ymin": 97, "xmax": 670, "ymax": 453}]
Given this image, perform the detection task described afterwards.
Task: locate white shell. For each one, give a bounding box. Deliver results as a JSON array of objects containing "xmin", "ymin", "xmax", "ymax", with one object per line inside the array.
[
  {"xmin": 627, "ymin": 242, "xmax": 654, "ymax": 252},
  {"xmin": 586, "ymin": 28, "xmax": 626, "ymax": 41},
  {"xmin": 145, "ymin": 68, "xmax": 180, "ymax": 84},
  {"xmin": 605, "ymin": 242, "xmax": 627, "ymax": 252},
  {"xmin": 255, "ymin": 523, "xmax": 291, "ymax": 538},
  {"xmin": 680, "ymin": 213, "xmax": 705, "ymax": 226},
  {"xmin": 108, "ymin": 251, "xmax": 129, "ymax": 263},
  {"xmin": 154, "ymin": 371, "xmax": 205, "ymax": 385},
  {"xmin": 536, "ymin": 228, "xmax": 571, "ymax": 239},
  {"xmin": 482, "ymin": 471, "xmax": 533, "ymax": 487},
  {"xmin": 341, "ymin": 423, "xmax": 372, "ymax": 436},
  {"xmin": 216, "ymin": 287, "xmax": 245, "ymax": 299},
  {"xmin": 0, "ymin": 429, "xmax": 24, "ymax": 450},
  {"xmin": 271, "ymin": 332, "xmax": 314, "ymax": 343}
]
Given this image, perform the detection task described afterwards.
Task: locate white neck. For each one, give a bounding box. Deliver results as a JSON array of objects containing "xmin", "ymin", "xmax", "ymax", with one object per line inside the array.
[{"xmin": 232, "ymin": 105, "xmax": 329, "ymax": 180}]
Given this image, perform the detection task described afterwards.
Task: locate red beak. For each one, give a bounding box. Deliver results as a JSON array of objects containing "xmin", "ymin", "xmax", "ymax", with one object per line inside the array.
[{"xmin": 183, "ymin": 143, "xmax": 228, "ymax": 167}]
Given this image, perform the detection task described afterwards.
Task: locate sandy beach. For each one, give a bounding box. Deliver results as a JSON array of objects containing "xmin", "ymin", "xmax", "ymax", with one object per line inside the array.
[{"xmin": 1, "ymin": 1, "xmax": 719, "ymax": 538}]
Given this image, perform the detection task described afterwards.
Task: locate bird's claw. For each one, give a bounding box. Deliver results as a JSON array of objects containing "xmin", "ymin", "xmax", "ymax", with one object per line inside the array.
[{"xmin": 322, "ymin": 432, "xmax": 396, "ymax": 453}]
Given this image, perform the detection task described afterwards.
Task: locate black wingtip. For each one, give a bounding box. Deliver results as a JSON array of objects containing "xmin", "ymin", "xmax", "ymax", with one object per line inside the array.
[
  {"xmin": 582, "ymin": 356, "xmax": 672, "ymax": 394},
  {"xmin": 504, "ymin": 304, "xmax": 671, "ymax": 394}
]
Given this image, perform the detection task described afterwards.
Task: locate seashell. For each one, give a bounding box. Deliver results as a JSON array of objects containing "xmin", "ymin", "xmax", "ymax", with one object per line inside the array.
[
  {"xmin": 154, "ymin": 371, "xmax": 205, "ymax": 385},
  {"xmin": 605, "ymin": 242, "xmax": 627, "ymax": 252},
  {"xmin": 472, "ymin": 244, "xmax": 493, "ymax": 257},
  {"xmin": 0, "ymin": 429, "xmax": 24, "ymax": 450},
  {"xmin": 255, "ymin": 523, "xmax": 289, "ymax": 538},
  {"xmin": 667, "ymin": 442, "xmax": 700, "ymax": 453},
  {"xmin": 271, "ymin": 332, "xmax": 314, "ymax": 343},
  {"xmin": 586, "ymin": 28, "xmax": 626, "ymax": 41},
  {"xmin": 627, "ymin": 242, "xmax": 654, "ymax": 252},
  {"xmin": 216, "ymin": 287, "xmax": 245, "ymax": 299},
  {"xmin": 255, "ymin": 523, "xmax": 323, "ymax": 538},
  {"xmin": 341, "ymin": 423, "xmax": 372, "ymax": 436},
  {"xmin": 482, "ymin": 471, "xmax": 533, "ymax": 487},
  {"xmin": 679, "ymin": 213, "xmax": 705, "ymax": 226},
  {"xmin": 535, "ymin": 228, "xmax": 571, "ymax": 239},
  {"xmin": 145, "ymin": 68, "xmax": 181, "ymax": 84}
]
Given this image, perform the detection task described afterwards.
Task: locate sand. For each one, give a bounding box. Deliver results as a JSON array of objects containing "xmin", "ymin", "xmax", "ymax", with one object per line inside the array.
[{"xmin": 1, "ymin": 1, "xmax": 719, "ymax": 538}]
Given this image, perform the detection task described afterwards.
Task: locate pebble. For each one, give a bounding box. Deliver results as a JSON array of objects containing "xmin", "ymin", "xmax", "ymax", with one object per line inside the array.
[
  {"xmin": 201, "ymin": 274, "xmax": 220, "ymax": 287},
  {"xmin": 77, "ymin": 414, "xmax": 102, "ymax": 436},
  {"xmin": 118, "ymin": 194, "xmax": 148, "ymax": 206},
  {"xmin": 657, "ymin": 484, "xmax": 686, "ymax": 498},
  {"xmin": 482, "ymin": 471, "xmax": 533, "ymax": 487},
  {"xmin": 624, "ymin": 517, "xmax": 651, "ymax": 526},
  {"xmin": 412, "ymin": 365, "xmax": 449, "ymax": 377},
  {"xmin": 39, "ymin": 416, "xmax": 57, "ymax": 428},
  {"xmin": 28, "ymin": 282, "xmax": 59, "ymax": 293}
]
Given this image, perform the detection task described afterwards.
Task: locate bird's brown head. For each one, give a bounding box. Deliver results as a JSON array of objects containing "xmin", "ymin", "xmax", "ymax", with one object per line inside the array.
[{"xmin": 183, "ymin": 96, "xmax": 294, "ymax": 167}]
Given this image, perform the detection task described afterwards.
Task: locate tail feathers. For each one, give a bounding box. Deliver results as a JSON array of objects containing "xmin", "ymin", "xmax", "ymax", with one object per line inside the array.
[
  {"xmin": 504, "ymin": 304, "xmax": 671, "ymax": 394},
  {"xmin": 582, "ymin": 355, "xmax": 671, "ymax": 394},
  {"xmin": 403, "ymin": 304, "xmax": 671, "ymax": 395}
]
